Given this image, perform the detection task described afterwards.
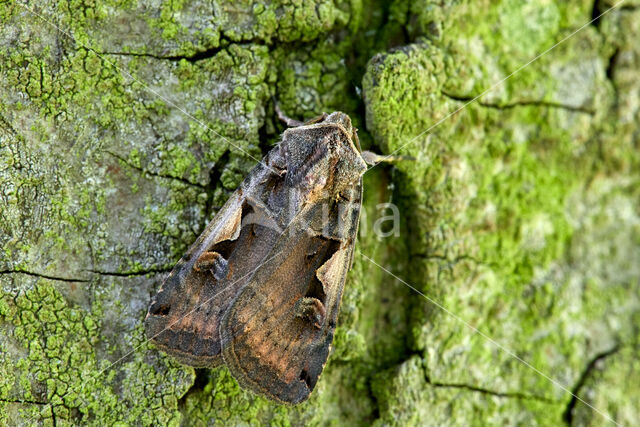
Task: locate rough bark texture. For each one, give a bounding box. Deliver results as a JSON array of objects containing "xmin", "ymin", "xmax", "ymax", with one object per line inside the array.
[{"xmin": 1, "ymin": 0, "xmax": 639, "ymax": 425}]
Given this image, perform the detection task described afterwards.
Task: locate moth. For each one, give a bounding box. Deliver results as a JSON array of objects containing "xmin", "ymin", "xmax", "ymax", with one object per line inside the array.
[{"xmin": 145, "ymin": 111, "xmax": 373, "ymax": 404}]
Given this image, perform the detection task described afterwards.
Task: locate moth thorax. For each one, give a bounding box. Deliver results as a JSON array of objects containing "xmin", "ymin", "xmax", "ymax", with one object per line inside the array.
[
  {"xmin": 330, "ymin": 153, "xmax": 366, "ymax": 195},
  {"xmin": 324, "ymin": 112, "xmax": 353, "ymax": 134}
]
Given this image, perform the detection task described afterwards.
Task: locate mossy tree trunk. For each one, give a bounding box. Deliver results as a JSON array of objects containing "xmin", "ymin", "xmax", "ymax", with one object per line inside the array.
[{"xmin": 1, "ymin": 1, "xmax": 638, "ymax": 425}]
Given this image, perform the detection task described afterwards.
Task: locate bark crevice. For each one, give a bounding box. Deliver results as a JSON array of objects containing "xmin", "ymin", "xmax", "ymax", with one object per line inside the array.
[
  {"xmin": 0, "ymin": 398, "xmax": 49, "ymax": 405},
  {"xmin": 440, "ymin": 91, "xmax": 595, "ymax": 115},
  {"xmin": 177, "ymin": 368, "xmax": 209, "ymax": 411},
  {"xmin": 0, "ymin": 270, "xmax": 91, "ymax": 283},
  {"xmin": 85, "ymin": 268, "xmax": 171, "ymax": 277},
  {"xmin": 562, "ymin": 345, "xmax": 620, "ymax": 424},
  {"xmin": 100, "ymin": 45, "xmax": 226, "ymax": 62},
  {"xmin": 106, "ymin": 151, "xmax": 207, "ymax": 189},
  {"xmin": 428, "ymin": 380, "xmax": 557, "ymax": 403}
]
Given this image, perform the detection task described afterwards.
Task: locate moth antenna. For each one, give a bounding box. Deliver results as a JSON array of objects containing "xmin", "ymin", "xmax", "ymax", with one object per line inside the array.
[
  {"xmin": 274, "ymin": 98, "xmax": 328, "ymax": 127},
  {"xmin": 361, "ymin": 150, "xmax": 415, "ymax": 166},
  {"xmin": 274, "ymin": 100, "xmax": 304, "ymax": 127}
]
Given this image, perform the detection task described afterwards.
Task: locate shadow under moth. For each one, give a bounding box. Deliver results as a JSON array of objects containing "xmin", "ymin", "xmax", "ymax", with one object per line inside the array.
[{"xmin": 145, "ymin": 111, "xmax": 371, "ymax": 404}]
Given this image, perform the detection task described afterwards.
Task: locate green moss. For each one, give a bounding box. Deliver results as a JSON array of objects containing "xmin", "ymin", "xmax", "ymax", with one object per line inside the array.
[
  {"xmin": 218, "ymin": 0, "xmax": 351, "ymax": 43},
  {"xmin": 2, "ymin": 0, "xmax": 639, "ymax": 425},
  {"xmin": 570, "ymin": 344, "xmax": 640, "ymax": 426},
  {"xmin": 274, "ymin": 38, "xmax": 361, "ymax": 124},
  {"xmin": 157, "ymin": 0, "xmax": 190, "ymax": 41},
  {"xmin": 362, "ymin": 3, "xmax": 639, "ymax": 422},
  {"xmin": 0, "ymin": 279, "xmax": 194, "ymax": 424}
]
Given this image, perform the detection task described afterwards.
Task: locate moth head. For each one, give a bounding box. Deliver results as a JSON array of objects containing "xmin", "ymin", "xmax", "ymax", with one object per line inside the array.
[{"xmin": 282, "ymin": 112, "xmax": 366, "ymax": 201}]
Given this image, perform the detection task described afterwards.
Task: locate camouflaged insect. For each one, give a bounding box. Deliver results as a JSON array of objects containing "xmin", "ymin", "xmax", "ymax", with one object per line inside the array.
[{"xmin": 145, "ymin": 111, "xmax": 368, "ymax": 404}]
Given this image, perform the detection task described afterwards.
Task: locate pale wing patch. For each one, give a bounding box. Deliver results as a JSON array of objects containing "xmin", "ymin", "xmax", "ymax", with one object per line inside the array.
[{"xmin": 316, "ymin": 245, "xmax": 349, "ymax": 301}]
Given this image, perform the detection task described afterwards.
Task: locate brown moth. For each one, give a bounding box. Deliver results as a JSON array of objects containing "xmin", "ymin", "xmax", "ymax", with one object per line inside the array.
[{"xmin": 144, "ymin": 111, "xmax": 368, "ymax": 404}]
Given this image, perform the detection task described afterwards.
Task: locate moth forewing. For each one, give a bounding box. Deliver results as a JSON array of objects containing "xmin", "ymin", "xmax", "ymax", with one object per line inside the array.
[
  {"xmin": 145, "ymin": 111, "xmax": 366, "ymax": 403},
  {"xmin": 143, "ymin": 191, "xmax": 245, "ymax": 367},
  {"xmin": 221, "ymin": 181, "xmax": 362, "ymax": 404},
  {"xmin": 143, "ymin": 154, "xmax": 284, "ymax": 367}
]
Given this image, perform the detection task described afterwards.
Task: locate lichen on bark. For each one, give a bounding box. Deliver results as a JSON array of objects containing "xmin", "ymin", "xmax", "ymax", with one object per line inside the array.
[{"xmin": 1, "ymin": 0, "xmax": 639, "ymax": 426}]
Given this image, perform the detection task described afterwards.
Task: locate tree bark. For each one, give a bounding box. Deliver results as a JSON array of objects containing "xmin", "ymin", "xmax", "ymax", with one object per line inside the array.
[{"xmin": 1, "ymin": 0, "xmax": 638, "ymax": 425}]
